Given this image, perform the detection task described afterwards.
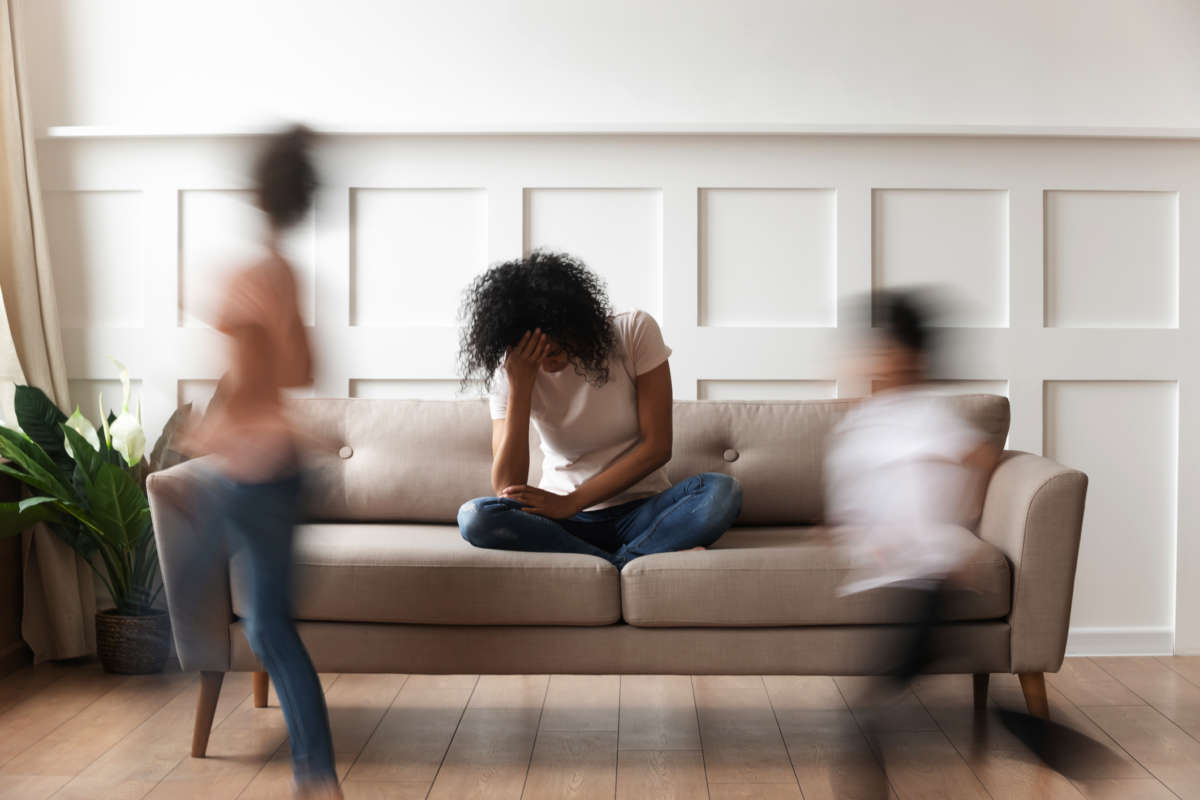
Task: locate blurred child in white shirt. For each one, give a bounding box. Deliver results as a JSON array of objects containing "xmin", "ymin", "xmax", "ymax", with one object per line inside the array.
[{"xmin": 825, "ymin": 290, "xmax": 997, "ymax": 677}]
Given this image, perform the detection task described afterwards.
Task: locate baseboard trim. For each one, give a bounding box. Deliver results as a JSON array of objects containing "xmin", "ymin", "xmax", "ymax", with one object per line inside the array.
[
  {"xmin": 1066, "ymin": 626, "xmax": 1174, "ymax": 657},
  {"xmin": 0, "ymin": 640, "xmax": 31, "ymax": 677}
]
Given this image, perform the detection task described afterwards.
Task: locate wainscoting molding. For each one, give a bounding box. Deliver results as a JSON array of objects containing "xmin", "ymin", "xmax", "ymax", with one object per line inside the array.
[
  {"xmin": 1066, "ymin": 627, "xmax": 1176, "ymax": 658},
  {"xmin": 36, "ymin": 131, "xmax": 1200, "ymax": 655}
]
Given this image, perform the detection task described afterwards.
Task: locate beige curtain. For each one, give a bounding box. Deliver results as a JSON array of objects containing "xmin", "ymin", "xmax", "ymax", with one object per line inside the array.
[{"xmin": 1, "ymin": 0, "xmax": 96, "ymax": 662}]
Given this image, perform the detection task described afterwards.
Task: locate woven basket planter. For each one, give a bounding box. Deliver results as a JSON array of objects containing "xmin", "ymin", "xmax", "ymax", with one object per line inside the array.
[{"xmin": 95, "ymin": 609, "xmax": 171, "ymax": 674}]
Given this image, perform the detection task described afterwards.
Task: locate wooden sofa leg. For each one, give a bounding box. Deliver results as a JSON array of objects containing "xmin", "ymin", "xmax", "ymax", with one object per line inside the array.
[
  {"xmin": 973, "ymin": 673, "xmax": 989, "ymax": 713},
  {"xmin": 192, "ymin": 671, "xmax": 224, "ymax": 758},
  {"xmin": 253, "ymin": 670, "xmax": 269, "ymax": 708},
  {"xmin": 1018, "ymin": 672, "xmax": 1049, "ymax": 718}
]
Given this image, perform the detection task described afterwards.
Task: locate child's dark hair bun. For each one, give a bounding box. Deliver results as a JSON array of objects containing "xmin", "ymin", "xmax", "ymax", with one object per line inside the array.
[
  {"xmin": 873, "ymin": 288, "xmax": 934, "ymax": 355},
  {"xmin": 254, "ymin": 124, "xmax": 317, "ymax": 230}
]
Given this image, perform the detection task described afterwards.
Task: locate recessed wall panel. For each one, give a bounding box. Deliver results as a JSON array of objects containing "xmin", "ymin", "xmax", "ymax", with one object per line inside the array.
[
  {"xmin": 179, "ymin": 190, "xmax": 315, "ymax": 327},
  {"xmin": 351, "ymin": 189, "xmax": 487, "ymax": 327},
  {"xmin": 921, "ymin": 380, "xmax": 1008, "ymax": 397},
  {"xmin": 872, "ymin": 189, "xmax": 1008, "ymax": 327},
  {"xmin": 698, "ymin": 380, "xmax": 837, "ymax": 401},
  {"xmin": 1045, "ymin": 381, "xmax": 1177, "ymax": 631},
  {"xmin": 45, "ymin": 191, "xmax": 145, "ymax": 328},
  {"xmin": 699, "ymin": 189, "xmax": 836, "ymax": 327},
  {"xmin": 1045, "ymin": 191, "xmax": 1178, "ymax": 328},
  {"xmin": 524, "ymin": 189, "xmax": 662, "ymax": 317},
  {"xmin": 349, "ymin": 379, "xmax": 483, "ymax": 400}
]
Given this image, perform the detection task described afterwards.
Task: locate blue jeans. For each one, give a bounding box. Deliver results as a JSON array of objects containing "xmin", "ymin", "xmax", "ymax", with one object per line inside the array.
[
  {"xmin": 202, "ymin": 471, "xmax": 336, "ymax": 788},
  {"xmin": 458, "ymin": 473, "xmax": 743, "ymax": 568}
]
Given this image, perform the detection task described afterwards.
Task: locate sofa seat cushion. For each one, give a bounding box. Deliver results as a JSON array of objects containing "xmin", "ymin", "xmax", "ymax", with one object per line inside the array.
[
  {"xmin": 230, "ymin": 523, "xmax": 620, "ymax": 626},
  {"xmin": 620, "ymin": 527, "xmax": 1011, "ymax": 627}
]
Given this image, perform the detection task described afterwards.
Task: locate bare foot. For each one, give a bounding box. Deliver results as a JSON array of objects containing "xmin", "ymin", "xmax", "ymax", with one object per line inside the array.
[{"xmin": 689, "ymin": 546, "xmax": 707, "ymax": 551}]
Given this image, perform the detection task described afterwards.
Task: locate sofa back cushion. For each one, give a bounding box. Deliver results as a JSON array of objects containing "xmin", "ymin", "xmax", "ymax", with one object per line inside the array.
[
  {"xmin": 302, "ymin": 398, "xmax": 492, "ymax": 523},
  {"xmin": 298, "ymin": 394, "xmax": 1010, "ymax": 524},
  {"xmin": 668, "ymin": 396, "xmax": 1008, "ymax": 525}
]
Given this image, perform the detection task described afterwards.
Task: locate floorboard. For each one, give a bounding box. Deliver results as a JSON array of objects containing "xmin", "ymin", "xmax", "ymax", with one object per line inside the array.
[
  {"xmin": 521, "ymin": 730, "xmax": 617, "ymax": 800},
  {"xmin": 615, "ymin": 749, "xmax": 709, "ymax": 800},
  {"xmin": 1048, "ymin": 658, "xmax": 1145, "ymax": 707},
  {"xmin": 425, "ymin": 674, "xmax": 548, "ymax": 800},
  {"xmin": 343, "ymin": 675, "xmax": 475, "ymax": 787},
  {"xmin": 692, "ymin": 676, "xmax": 799, "ymax": 786},
  {"xmin": 0, "ymin": 660, "xmax": 1186, "ymax": 800},
  {"xmin": 1080, "ymin": 705, "xmax": 1200, "ymax": 798},
  {"xmin": 1095, "ymin": 656, "xmax": 1200, "ymax": 739},
  {"xmin": 617, "ymin": 675, "xmax": 701, "ymax": 751}
]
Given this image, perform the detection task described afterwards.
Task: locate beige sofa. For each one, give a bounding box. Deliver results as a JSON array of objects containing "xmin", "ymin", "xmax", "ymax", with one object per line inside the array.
[{"xmin": 148, "ymin": 395, "xmax": 1087, "ymax": 756}]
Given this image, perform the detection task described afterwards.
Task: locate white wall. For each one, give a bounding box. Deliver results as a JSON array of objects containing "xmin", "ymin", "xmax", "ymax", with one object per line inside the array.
[
  {"xmin": 16, "ymin": 0, "xmax": 1200, "ymax": 132},
  {"xmin": 35, "ymin": 133, "xmax": 1200, "ymax": 659},
  {"xmin": 17, "ymin": 2, "xmax": 1200, "ymax": 657}
]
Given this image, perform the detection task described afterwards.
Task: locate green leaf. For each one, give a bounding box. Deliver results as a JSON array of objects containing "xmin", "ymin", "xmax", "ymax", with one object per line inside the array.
[
  {"xmin": 0, "ymin": 429, "xmax": 71, "ymax": 499},
  {"xmin": 18, "ymin": 496, "xmax": 59, "ymax": 513},
  {"xmin": 0, "ymin": 498, "xmax": 62, "ymax": 537},
  {"xmin": 87, "ymin": 461, "xmax": 149, "ymax": 551},
  {"xmin": 62, "ymin": 424, "xmax": 104, "ymax": 483},
  {"xmin": 128, "ymin": 518, "xmax": 159, "ymax": 595},
  {"xmin": 6, "ymin": 392, "xmax": 159, "ymax": 614},
  {"xmin": 14, "ymin": 386, "xmax": 73, "ymax": 478},
  {"xmin": 0, "ymin": 463, "xmax": 52, "ymax": 498}
]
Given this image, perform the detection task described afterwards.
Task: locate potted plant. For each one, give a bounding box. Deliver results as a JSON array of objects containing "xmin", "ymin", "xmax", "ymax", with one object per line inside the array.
[{"xmin": 0, "ymin": 361, "xmax": 183, "ymax": 673}]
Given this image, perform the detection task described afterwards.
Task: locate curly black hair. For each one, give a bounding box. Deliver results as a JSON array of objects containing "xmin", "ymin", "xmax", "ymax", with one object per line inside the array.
[
  {"xmin": 253, "ymin": 124, "xmax": 317, "ymax": 230},
  {"xmin": 458, "ymin": 250, "xmax": 616, "ymax": 391}
]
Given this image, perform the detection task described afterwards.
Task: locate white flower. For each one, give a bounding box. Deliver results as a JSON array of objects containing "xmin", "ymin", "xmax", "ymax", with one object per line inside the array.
[
  {"xmin": 99, "ymin": 393, "xmax": 111, "ymax": 445},
  {"xmin": 110, "ymin": 412, "xmax": 146, "ymax": 466},
  {"xmin": 112, "ymin": 358, "xmax": 132, "ymax": 412},
  {"xmin": 63, "ymin": 407, "xmax": 99, "ymax": 459},
  {"xmin": 107, "ymin": 358, "xmax": 146, "ymax": 466}
]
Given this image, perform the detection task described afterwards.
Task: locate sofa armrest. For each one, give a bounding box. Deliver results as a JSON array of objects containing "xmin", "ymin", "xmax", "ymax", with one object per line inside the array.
[
  {"xmin": 147, "ymin": 457, "xmax": 231, "ymax": 672},
  {"xmin": 977, "ymin": 451, "xmax": 1088, "ymax": 674}
]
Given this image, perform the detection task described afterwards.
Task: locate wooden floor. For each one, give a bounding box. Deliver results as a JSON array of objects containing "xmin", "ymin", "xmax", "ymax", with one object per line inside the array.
[{"xmin": 1, "ymin": 658, "xmax": 1199, "ymax": 798}]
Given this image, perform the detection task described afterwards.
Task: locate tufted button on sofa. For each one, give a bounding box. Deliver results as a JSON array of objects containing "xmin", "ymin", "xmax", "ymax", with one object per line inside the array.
[{"xmin": 149, "ymin": 396, "xmax": 1087, "ymax": 754}]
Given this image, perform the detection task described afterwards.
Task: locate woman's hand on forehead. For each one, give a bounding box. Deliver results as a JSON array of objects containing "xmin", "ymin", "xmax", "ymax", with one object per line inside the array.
[{"xmin": 504, "ymin": 329, "xmax": 551, "ymax": 387}]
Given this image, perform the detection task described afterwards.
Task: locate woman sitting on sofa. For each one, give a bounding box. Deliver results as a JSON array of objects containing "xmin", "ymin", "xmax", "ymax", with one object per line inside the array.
[{"xmin": 456, "ymin": 250, "xmax": 742, "ymax": 568}]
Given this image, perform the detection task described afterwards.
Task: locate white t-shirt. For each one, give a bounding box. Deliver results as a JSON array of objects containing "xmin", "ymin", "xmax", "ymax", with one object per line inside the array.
[
  {"xmin": 824, "ymin": 388, "xmax": 987, "ymax": 593},
  {"xmin": 489, "ymin": 310, "xmax": 673, "ymax": 510}
]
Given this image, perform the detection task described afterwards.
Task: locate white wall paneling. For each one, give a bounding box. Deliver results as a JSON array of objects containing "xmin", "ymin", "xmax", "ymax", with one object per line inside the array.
[
  {"xmin": 68, "ymin": 378, "xmax": 142, "ymax": 423},
  {"xmin": 39, "ymin": 132, "xmax": 1200, "ymax": 655},
  {"xmin": 178, "ymin": 189, "xmax": 316, "ymax": 327},
  {"xmin": 699, "ymin": 188, "xmax": 836, "ymax": 328},
  {"xmin": 1046, "ymin": 381, "xmax": 1179, "ymax": 655},
  {"xmin": 925, "ymin": 380, "xmax": 1009, "ymax": 397},
  {"xmin": 46, "ymin": 190, "xmax": 146, "ymax": 329},
  {"xmin": 872, "ymin": 188, "xmax": 1010, "ymax": 328},
  {"xmin": 1045, "ymin": 190, "xmax": 1179, "ymax": 329},
  {"xmin": 349, "ymin": 379, "xmax": 482, "ymax": 400},
  {"xmin": 870, "ymin": 380, "xmax": 1010, "ymax": 398},
  {"xmin": 523, "ymin": 188, "xmax": 663, "ymax": 318},
  {"xmin": 177, "ymin": 379, "xmax": 218, "ymax": 413},
  {"xmin": 350, "ymin": 188, "xmax": 488, "ymax": 327}
]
